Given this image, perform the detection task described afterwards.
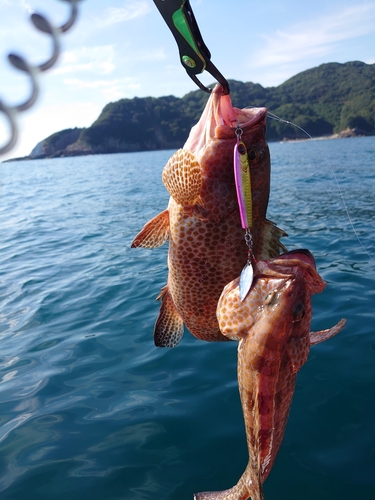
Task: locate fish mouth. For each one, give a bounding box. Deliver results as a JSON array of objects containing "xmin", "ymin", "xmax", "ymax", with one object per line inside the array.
[
  {"xmin": 254, "ymin": 248, "xmax": 325, "ymax": 294},
  {"xmin": 212, "ymin": 83, "xmax": 267, "ymax": 130},
  {"xmin": 235, "ymin": 107, "xmax": 267, "ymax": 130},
  {"xmin": 256, "ymin": 249, "xmax": 317, "ymax": 275},
  {"xmin": 274, "ymin": 249, "xmax": 317, "ymax": 269}
]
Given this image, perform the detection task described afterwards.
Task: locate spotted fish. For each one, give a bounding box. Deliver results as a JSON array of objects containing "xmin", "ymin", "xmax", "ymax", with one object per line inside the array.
[
  {"xmin": 194, "ymin": 249, "xmax": 345, "ymax": 499},
  {"xmin": 131, "ymin": 84, "xmax": 286, "ymax": 346}
]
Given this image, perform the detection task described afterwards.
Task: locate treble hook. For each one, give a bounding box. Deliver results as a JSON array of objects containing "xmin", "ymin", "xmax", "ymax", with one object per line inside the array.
[{"xmin": 0, "ymin": 0, "xmax": 82, "ymax": 156}]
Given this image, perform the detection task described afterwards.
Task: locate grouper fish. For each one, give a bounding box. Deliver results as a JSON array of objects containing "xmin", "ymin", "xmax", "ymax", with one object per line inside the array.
[
  {"xmin": 194, "ymin": 249, "xmax": 345, "ymax": 500},
  {"xmin": 132, "ymin": 84, "xmax": 286, "ymax": 346}
]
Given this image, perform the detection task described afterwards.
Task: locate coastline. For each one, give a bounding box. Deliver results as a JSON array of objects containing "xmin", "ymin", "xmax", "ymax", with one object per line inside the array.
[
  {"xmin": 279, "ymin": 127, "xmax": 373, "ymax": 143},
  {"xmin": 3, "ymin": 128, "xmax": 373, "ymax": 164}
]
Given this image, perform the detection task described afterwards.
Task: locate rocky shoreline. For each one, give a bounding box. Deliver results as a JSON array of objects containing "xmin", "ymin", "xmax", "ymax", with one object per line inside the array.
[
  {"xmin": 281, "ymin": 127, "xmax": 372, "ymax": 143},
  {"xmin": 4, "ymin": 127, "xmax": 372, "ymax": 163}
]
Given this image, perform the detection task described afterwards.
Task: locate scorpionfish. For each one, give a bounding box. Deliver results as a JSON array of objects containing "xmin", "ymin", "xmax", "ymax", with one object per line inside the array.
[{"xmin": 194, "ymin": 249, "xmax": 345, "ymax": 499}]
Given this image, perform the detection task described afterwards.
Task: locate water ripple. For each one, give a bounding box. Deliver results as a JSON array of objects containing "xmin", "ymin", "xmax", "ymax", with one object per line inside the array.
[{"xmin": 0, "ymin": 141, "xmax": 374, "ymax": 499}]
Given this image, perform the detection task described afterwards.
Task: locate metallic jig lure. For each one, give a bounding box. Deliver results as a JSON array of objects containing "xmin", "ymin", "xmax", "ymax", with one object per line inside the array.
[{"xmin": 234, "ymin": 125, "xmax": 254, "ymax": 301}]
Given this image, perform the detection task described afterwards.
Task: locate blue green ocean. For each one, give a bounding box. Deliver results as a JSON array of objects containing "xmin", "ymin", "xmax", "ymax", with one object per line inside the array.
[{"xmin": 0, "ymin": 136, "xmax": 374, "ymax": 499}]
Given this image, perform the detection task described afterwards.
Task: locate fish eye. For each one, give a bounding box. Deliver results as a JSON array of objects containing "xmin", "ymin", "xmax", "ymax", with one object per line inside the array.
[
  {"xmin": 247, "ymin": 147, "xmax": 264, "ymax": 162},
  {"xmin": 248, "ymin": 150, "xmax": 256, "ymax": 161},
  {"xmin": 264, "ymin": 291, "xmax": 278, "ymax": 305},
  {"xmin": 292, "ymin": 302, "xmax": 306, "ymax": 322}
]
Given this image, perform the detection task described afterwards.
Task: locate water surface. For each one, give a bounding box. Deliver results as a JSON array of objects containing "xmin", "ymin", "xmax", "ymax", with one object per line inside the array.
[{"xmin": 0, "ymin": 137, "xmax": 374, "ymax": 499}]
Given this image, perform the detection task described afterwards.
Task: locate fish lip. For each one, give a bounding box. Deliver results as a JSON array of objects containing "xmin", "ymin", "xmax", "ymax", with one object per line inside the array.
[
  {"xmin": 236, "ymin": 107, "xmax": 267, "ymax": 130},
  {"xmin": 211, "ymin": 83, "xmax": 267, "ymax": 130},
  {"xmin": 212, "ymin": 83, "xmax": 227, "ymax": 96},
  {"xmin": 254, "ymin": 249, "xmax": 318, "ymax": 280},
  {"xmin": 216, "ymin": 106, "xmax": 267, "ymax": 133},
  {"xmin": 275, "ymin": 249, "xmax": 317, "ymax": 268},
  {"xmin": 253, "ymin": 249, "xmax": 325, "ymax": 296}
]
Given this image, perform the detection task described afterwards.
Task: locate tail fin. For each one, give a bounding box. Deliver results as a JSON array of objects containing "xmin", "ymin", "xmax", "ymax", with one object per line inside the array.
[
  {"xmin": 194, "ymin": 490, "xmax": 233, "ymax": 500},
  {"xmin": 194, "ymin": 461, "xmax": 264, "ymax": 500},
  {"xmin": 194, "ymin": 474, "xmax": 264, "ymax": 500}
]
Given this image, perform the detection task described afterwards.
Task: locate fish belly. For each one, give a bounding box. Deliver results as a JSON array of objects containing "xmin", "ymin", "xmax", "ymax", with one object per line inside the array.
[{"xmin": 168, "ymin": 199, "xmax": 247, "ymax": 342}]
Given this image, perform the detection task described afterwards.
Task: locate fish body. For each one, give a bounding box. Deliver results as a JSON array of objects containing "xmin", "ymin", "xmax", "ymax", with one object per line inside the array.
[
  {"xmin": 132, "ymin": 85, "xmax": 286, "ymax": 346},
  {"xmin": 194, "ymin": 249, "xmax": 345, "ymax": 499}
]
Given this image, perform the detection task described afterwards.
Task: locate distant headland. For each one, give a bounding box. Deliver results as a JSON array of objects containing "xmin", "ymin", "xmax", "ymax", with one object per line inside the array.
[{"xmin": 5, "ymin": 61, "xmax": 375, "ymax": 162}]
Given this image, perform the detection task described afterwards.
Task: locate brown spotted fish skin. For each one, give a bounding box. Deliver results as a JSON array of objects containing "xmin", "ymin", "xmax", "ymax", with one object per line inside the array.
[
  {"xmin": 132, "ymin": 85, "xmax": 286, "ymax": 346},
  {"xmin": 194, "ymin": 250, "xmax": 345, "ymax": 499}
]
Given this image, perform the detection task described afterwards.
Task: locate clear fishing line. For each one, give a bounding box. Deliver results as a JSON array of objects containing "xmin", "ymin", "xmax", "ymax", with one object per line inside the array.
[{"xmin": 247, "ymin": 107, "xmax": 374, "ymax": 263}]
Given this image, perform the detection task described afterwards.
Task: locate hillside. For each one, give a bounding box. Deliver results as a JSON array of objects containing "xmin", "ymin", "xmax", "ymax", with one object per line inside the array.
[{"xmin": 28, "ymin": 61, "xmax": 375, "ymax": 159}]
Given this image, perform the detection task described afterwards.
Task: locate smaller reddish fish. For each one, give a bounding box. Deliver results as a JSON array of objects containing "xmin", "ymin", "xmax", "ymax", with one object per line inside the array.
[{"xmin": 194, "ymin": 249, "xmax": 345, "ymax": 500}]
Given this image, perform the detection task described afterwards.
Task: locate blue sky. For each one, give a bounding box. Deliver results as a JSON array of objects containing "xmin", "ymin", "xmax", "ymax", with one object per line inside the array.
[{"xmin": 1, "ymin": 0, "xmax": 375, "ymax": 160}]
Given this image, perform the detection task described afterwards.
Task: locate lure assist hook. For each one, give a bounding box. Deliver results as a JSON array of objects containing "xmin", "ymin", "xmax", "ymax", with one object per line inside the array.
[{"xmin": 153, "ymin": 0, "xmax": 230, "ymax": 95}]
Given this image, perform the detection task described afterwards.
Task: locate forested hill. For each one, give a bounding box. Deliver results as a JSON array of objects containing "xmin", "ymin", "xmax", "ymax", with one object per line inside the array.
[{"xmin": 28, "ymin": 61, "xmax": 375, "ymax": 159}]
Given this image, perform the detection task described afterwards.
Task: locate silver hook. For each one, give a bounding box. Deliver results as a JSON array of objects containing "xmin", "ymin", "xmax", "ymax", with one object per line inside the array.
[{"xmin": 0, "ymin": 0, "xmax": 82, "ymax": 156}]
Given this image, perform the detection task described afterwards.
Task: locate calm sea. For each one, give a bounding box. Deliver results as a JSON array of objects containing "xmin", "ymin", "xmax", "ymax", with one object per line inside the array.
[{"xmin": 0, "ymin": 136, "xmax": 374, "ymax": 500}]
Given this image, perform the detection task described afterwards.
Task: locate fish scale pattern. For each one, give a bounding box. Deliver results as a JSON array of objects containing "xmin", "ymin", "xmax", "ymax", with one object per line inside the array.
[
  {"xmin": 194, "ymin": 252, "xmax": 339, "ymax": 499},
  {"xmin": 132, "ymin": 87, "xmax": 287, "ymax": 345}
]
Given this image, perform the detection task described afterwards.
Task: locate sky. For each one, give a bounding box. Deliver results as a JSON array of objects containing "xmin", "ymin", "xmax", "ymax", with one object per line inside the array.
[{"xmin": 1, "ymin": 0, "xmax": 374, "ymax": 161}]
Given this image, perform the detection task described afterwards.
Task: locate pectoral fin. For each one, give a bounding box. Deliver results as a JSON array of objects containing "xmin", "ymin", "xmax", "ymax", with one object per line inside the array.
[
  {"xmin": 131, "ymin": 209, "xmax": 169, "ymax": 248},
  {"xmin": 309, "ymin": 318, "xmax": 346, "ymax": 345},
  {"xmin": 154, "ymin": 286, "xmax": 184, "ymax": 348},
  {"xmin": 258, "ymin": 219, "xmax": 288, "ymax": 260},
  {"xmin": 162, "ymin": 149, "xmax": 202, "ymax": 206}
]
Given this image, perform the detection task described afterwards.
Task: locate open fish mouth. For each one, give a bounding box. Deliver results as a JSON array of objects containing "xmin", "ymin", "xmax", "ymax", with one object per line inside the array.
[
  {"xmin": 272, "ymin": 248, "xmax": 317, "ymax": 267},
  {"xmin": 254, "ymin": 248, "xmax": 325, "ymax": 297},
  {"xmin": 207, "ymin": 83, "xmax": 267, "ymax": 131},
  {"xmin": 233, "ymin": 107, "xmax": 268, "ymax": 129},
  {"xmin": 255, "ymin": 248, "xmax": 318, "ymax": 275}
]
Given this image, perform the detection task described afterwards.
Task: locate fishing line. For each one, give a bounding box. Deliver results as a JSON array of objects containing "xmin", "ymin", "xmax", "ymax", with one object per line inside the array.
[{"xmin": 250, "ymin": 107, "xmax": 374, "ymax": 262}]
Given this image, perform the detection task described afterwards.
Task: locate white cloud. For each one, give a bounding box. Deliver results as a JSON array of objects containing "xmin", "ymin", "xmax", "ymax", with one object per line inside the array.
[
  {"xmin": 2, "ymin": 0, "xmax": 33, "ymax": 13},
  {"xmin": 62, "ymin": 77, "xmax": 140, "ymax": 101},
  {"xmin": 131, "ymin": 48, "xmax": 167, "ymax": 63},
  {"xmin": 52, "ymin": 44, "xmax": 167, "ymax": 86},
  {"xmin": 102, "ymin": 1, "xmax": 152, "ymax": 26},
  {"xmin": 20, "ymin": 0, "xmax": 33, "ymax": 14},
  {"xmin": 63, "ymin": 79, "xmax": 116, "ymax": 90},
  {"xmin": 63, "ymin": 78, "xmax": 123, "ymax": 101},
  {"xmin": 53, "ymin": 45, "xmax": 116, "ymax": 75},
  {"xmin": 252, "ymin": 4, "xmax": 375, "ymax": 68}
]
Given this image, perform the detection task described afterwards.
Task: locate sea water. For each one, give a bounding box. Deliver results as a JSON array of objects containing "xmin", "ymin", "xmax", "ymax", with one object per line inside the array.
[{"xmin": 0, "ymin": 136, "xmax": 374, "ymax": 499}]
